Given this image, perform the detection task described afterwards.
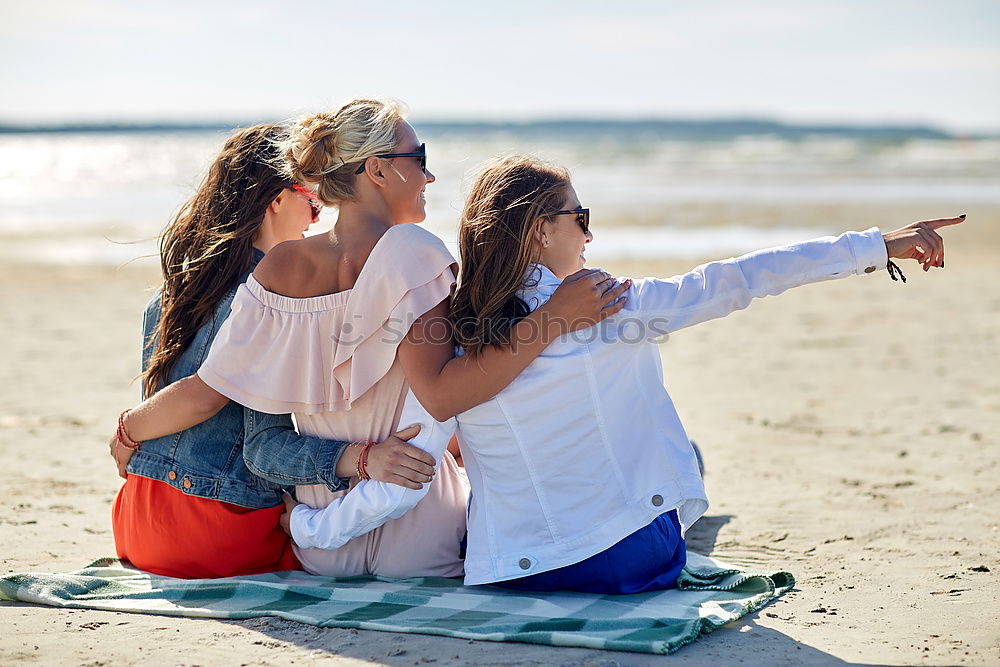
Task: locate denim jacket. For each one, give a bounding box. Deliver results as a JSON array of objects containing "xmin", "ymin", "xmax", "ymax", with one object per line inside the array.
[{"xmin": 126, "ymin": 250, "xmax": 352, "ymax": 509}]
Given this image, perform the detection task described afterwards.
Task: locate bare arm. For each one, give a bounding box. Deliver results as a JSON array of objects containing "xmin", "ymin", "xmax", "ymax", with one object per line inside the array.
[
  {"xmin": 110, "ymin": 374, "xmax": 229, "ymax": 477},
  {"xmin": 399, "ymin": 269, "xmax": 631, "ymax": 421},
  {"xmin": 124, "ymin": 373, "xmax": 229, "ymax": 442}
]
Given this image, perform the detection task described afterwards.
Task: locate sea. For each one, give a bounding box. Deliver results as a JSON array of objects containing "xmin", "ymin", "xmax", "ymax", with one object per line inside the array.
[{"xmin": 1, "ymin": 120, "xmax": 997, "ymax": 267}]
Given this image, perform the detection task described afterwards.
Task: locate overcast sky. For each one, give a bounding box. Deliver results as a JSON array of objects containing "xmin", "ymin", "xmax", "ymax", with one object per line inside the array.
[{"xmin": 1, "ymin": 0, "xmax": 998, "ymax": 132}]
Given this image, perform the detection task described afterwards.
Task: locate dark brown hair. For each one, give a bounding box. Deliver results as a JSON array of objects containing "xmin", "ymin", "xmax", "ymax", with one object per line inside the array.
[
  {"xmin": 141, "ymin": 123, "xmax": 290, "ymax": 398},
  {"xmin": 451, "ymin": 155, "xmax": 571, "ymax": 357}
]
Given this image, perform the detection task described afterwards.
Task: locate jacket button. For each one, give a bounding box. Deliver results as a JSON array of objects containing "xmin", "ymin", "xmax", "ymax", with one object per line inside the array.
[
  {"xmin": 651, "ymin": 494, "xmax": 664, "ymax": 507},
  {"xmin": 167, "ymin": 471, "xmax": 177, "ymax": 481},
  {"xmin": 864, "ymin": 266, "xmax": 876, "ymax": 273},
  {"xmin": 183, "ymin": 479, "xmax": 192, "ymax": 489},
  {"xmin": 519, "ymin": 558, "xmax": 531, "ymax": 570}
]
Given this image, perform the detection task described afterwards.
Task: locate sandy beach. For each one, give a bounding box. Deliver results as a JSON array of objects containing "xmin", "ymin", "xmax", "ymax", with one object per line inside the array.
[{"xmin": 1, "ymin": 202, "xmax": 997, "ymax": 666}]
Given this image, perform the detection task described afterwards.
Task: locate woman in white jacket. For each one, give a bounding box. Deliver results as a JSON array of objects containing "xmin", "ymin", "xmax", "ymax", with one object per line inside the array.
[{"xmin": 286, "ymin": 155, "xmax": 964, "ymax": 594}]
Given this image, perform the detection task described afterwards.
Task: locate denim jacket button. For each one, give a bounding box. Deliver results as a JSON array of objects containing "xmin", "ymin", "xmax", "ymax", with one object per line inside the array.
[
  {"xmin": 167, "ymin": 471, "xmax": 177, "ymax": 481},
  {"xmin": 651, "ymin": 494, "xmax": 664, "ymax": 507},
  {"xmin": 183, "ymin": 479, "xmax": 192, "ymax": 489},
  {"xmin": 518, "ymin": 558, "xmax": 531, "ymax": 570}
]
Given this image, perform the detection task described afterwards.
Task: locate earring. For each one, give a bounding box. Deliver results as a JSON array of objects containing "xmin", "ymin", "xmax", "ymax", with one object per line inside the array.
[{"xmin": 543, "ymin": 238, "xmax": 549, "ymax": 247}]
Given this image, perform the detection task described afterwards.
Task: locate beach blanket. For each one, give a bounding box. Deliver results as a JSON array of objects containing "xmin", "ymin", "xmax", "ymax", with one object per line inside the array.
[{"xmin": 0, "ymin": 551, "xmax": 793, "ymax": 655}]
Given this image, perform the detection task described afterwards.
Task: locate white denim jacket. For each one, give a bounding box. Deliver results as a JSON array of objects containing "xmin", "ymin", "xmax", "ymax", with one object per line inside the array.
[{"xmin": 290, "ymin": 228, "xmax": 889, "ymax": 585}]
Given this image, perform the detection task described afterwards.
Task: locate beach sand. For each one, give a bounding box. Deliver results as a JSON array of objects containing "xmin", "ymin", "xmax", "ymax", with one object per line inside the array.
[{"xmin": 1, "ymin": 203, "xmax": 998, "ymax": 665}]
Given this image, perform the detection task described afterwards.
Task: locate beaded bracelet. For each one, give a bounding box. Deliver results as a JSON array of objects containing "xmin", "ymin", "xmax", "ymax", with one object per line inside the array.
[{"xmin": 116, "ymin": 409, "xmax": 143, "ymax": 451}]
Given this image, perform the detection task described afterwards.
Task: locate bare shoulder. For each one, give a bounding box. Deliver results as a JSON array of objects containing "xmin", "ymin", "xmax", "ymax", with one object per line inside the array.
[{"xmin": 253, "ymin": 237, "xmax": 329, "ymax": 297}]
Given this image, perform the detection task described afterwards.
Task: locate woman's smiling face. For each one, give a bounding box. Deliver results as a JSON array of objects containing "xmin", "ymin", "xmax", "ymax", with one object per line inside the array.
[
  {"xmin": 382, "ymin": 121, "xmax": 435, "ymax": 224},
  {"xmin": 537, "ymin": 184, "xmax": 592, "ymax": 279}
]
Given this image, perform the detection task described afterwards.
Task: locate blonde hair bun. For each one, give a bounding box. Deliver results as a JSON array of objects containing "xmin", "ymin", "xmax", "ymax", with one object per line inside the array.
[{"xmin": 279, "ymin": 98, "xmax": 406, "ymax": 206}]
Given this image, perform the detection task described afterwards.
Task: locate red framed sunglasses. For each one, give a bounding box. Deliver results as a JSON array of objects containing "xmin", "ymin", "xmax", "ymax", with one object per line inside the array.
[{"xmin": 290, "ymin": 184, "xmax": 322, "ymax": 223}]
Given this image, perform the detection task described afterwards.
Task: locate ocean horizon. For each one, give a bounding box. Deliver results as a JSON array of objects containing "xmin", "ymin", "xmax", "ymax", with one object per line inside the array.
[
  {"xmin": 2, "ymin": 116, "xmax": 992, "ymax": 140},
  {"xmin": 1, "ymin": 122, "xmax": 997, "ymax": 267}
]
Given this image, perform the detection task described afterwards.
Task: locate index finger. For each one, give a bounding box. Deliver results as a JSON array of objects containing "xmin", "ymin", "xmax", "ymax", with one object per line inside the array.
[
  {"xmin": 564, "ymin": 268, "xmax": 607, "ymax": 283},
  {"xmin": 924, "ymin": 215, "xmax": 966, "ymax": 229},
  {"xmin": 393, "ymin": 425, "xmax": 421, "ymax": 441}
]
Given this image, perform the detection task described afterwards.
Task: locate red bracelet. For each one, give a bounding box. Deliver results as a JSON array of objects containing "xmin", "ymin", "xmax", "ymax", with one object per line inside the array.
[
  {"xmin": 351, "ymin": 441, "xmax": 364, "ymax": 479},
  {"xmin": 356, "ymin": 440, "xmax": 375, "ymax": 480},
  {"xmin": 117, "ymin": 410, "xmax": 142, "ymax": 451}
]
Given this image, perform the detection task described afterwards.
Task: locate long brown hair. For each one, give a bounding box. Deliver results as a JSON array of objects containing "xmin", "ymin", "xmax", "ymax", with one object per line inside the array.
[
  {"xmin": 451, "ymin": 155, "xmax": 571, "ymax": 357},
  {"xmin": 141, "ymin": 123, "xmax": 290, "ymax": 398}
]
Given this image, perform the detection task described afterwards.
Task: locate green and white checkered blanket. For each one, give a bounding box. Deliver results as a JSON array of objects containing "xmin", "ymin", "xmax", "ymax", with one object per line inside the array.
[{"xmin": 0, "ymin": 552, "xmax": 793, "ymax": 655}]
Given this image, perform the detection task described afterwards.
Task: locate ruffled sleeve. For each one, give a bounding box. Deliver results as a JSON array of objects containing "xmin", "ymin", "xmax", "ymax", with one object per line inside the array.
[
  {"xmin": 198, "ymin": 223, "xmax": 456, "ymax": 414},
  {"xmin": 332, "ymin": 224, "xmax": 457, "ymax": 407}
]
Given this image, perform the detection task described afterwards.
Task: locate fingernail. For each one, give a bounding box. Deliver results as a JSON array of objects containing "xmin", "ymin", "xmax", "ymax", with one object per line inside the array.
[
  {"xmin": 960, "ymin": 214, "xmax": 966, "ymax": 218},
  {"xmin": 941, "ymin": 261, "xmax": 944, "ymax": 269}
]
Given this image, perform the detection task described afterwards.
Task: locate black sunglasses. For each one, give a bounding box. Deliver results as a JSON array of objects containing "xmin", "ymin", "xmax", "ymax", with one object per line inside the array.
[
  {"xmin": 354, "ymin": 143, "xmax": 427, "ymax": 174},
  {"xmin": 549, "ymin": 207, "xmax": 590, "ymax": 234}
]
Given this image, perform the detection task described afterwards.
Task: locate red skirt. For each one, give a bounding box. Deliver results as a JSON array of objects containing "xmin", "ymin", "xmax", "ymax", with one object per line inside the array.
[{"xmin": 112, "ymin": 475, "xmax": 300, "ymax": 579}]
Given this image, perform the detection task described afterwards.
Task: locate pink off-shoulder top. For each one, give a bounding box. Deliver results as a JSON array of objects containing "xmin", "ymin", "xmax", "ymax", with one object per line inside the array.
[{"xmin": 198, "ymin": 223, "xmax": 466, "ymax": 577}]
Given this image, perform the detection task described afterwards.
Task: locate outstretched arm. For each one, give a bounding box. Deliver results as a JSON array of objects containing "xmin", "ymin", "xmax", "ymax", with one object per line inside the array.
[
  {"xmin": 399, "ymin": 269, "xmax": 632, "ymax": 422},
  {"xmin": 626, "ymin": 216, "xmax": 965, "ymax": 337}
]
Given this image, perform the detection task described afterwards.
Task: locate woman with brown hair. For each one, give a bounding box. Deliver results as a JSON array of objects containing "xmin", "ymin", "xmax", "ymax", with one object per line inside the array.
[
  {"xmin": 284, "ymin": 154, "xmax": 963, "ymax": 593},
  {"xmin": 110, "ymin": 122, "xmax": 443, "ymax": 578},
  {"xmin": 112, "ymin": 101, "xmax": 629, "ymax": 578}
]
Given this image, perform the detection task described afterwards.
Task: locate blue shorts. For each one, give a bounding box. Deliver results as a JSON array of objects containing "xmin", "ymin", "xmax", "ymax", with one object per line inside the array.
[{"xmin": 496, "ymin": 510, "xmax": 686, "ymax": 594}]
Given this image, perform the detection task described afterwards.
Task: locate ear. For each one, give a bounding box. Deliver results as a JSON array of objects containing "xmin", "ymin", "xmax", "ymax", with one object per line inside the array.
[
  {"xmin": 532, "ymin": 217, "xmax": 549, "ymax": 247},
  {"xmin": 359, "ymin": 157, "xmax": 388, "ymax": 188},
  {"xmin": 268, "ymin": 190, "xmax": 286, "ymax": 214}
]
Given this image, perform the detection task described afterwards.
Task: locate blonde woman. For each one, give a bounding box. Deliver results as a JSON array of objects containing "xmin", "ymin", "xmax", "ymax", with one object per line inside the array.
[{"xmin": 113, "ymin": 102, "xmax": 629, "ymax": 577}]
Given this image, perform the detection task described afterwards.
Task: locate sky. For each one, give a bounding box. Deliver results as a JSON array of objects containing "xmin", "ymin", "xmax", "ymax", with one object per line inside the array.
[{"xmin": 1, "ymin": 0, "xmax": 998, "ymax": 133}]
